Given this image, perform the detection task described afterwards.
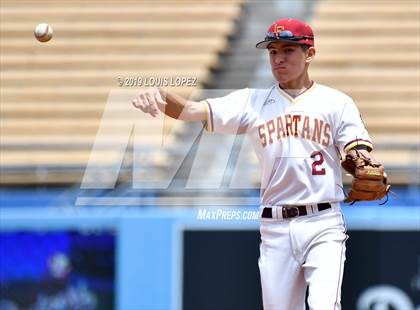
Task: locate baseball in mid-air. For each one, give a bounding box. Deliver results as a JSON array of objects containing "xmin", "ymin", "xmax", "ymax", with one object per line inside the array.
[{"xmin": 34, "ymin": 23, "xmax": 53, "ymax": 42}]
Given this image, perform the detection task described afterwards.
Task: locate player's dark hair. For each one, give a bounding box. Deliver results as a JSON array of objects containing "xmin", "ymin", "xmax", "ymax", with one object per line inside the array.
[{"xmin": 300, "ymin": 44, "xmax": 310, "ymax": 52}]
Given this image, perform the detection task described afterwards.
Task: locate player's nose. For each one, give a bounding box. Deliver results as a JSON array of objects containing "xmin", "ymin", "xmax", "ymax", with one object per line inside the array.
[{"xmin": 272, "ymin": 53, "xmax": 285, "ymax": 64}]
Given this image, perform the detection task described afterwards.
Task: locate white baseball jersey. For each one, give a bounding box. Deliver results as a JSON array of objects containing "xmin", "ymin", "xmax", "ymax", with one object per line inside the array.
[{"xmin": 202, "ymin": 82, "xmax": 372, "ymax": 206}]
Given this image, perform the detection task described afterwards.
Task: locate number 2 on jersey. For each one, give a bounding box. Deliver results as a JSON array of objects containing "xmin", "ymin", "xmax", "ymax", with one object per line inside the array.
[{"xmin": 311, "ymin": 151, "xmax": 326, "ymax": 175}]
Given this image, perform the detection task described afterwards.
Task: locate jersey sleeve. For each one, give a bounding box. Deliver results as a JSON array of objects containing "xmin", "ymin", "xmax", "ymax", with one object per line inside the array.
[
  {"xmin": 202, "ymin": 88, "xmax": 253, "ymax": 134},
  {"xmin": 335, "ymin": 98, "xmax": 373, "ymax": 153}
]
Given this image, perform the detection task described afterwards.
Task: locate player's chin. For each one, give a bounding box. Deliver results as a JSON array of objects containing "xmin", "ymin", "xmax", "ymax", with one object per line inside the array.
[{"xmin": 273, "ymin": 72, "xmax": 290, "ymax": 84}]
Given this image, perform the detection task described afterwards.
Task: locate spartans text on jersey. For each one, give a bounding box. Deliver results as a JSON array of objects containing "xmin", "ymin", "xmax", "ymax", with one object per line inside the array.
[{"xmin": 258, "ymin": 114, "xmax": 331, "ymax": 148}]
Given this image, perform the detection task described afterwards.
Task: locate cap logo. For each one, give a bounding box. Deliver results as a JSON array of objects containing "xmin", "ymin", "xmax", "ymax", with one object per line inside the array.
[{"xmin": 274, "ymin": 25, "xmax": 284, "ymax": 35}]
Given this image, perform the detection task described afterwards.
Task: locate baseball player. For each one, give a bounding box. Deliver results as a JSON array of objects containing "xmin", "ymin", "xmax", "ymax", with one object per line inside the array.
[{"xmin": 132, "ymin": 18, "xmax": 390, "ymax": 310}]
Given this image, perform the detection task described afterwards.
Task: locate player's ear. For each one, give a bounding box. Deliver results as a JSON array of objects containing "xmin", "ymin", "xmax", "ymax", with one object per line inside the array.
[{"xmin": 305, "ymin": 47, "xmax": 316, "ymax": 63}]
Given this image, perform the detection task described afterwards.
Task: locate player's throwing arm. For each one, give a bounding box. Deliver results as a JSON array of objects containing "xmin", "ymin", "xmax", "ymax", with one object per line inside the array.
[{"xmin": 132, "ymin": 87, "xmax": 206, "ymax": 121}]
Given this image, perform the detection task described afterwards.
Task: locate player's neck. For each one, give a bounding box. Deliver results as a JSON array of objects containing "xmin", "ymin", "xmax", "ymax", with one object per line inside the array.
[{"xmin": 278, "ymin": 74, "xmax": 313, "ymax": 98}]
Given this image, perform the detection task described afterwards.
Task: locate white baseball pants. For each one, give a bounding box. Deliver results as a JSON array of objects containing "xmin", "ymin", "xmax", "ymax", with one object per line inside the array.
[{"xmin": 258, "ymin": 204, "xmax": 347, "ymax": 310}]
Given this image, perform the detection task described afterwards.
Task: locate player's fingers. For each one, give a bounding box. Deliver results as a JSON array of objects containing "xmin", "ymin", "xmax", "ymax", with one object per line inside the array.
[
  {"xmin": 132, "ymin": 97, "xmax": 144, "ymax": 111},
  {"xmin": 131, "ymin": 98, "xmax": 139, "ymax": 108},
  {"xmin": 132, "ymin": 96, "xmax": 148, "ymax": 113},
  {"xmin": 145, "ymin": 92, "xmax": 159, "ymax": 116},
  {"xmin": 154, "ymin": 89, "xmax": 167, "ymax": 105},
  {"xmin": 145, "ymin": 92, "xmax": 158, "ymax": 110},
  {"xmin": 139, "ymin": 93, "xmax": 153, "ymax": 114}
]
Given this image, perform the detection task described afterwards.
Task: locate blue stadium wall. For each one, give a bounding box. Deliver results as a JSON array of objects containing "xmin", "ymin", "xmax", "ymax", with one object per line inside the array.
[{"xmin": 1, "ymin": 203, "xmax": 419, "ymax": 309}]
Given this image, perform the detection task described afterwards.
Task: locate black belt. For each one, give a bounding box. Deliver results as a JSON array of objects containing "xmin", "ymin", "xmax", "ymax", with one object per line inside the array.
[{"xmin": 261, "ymin": 203, "xmax": 331, "ymax": 219}]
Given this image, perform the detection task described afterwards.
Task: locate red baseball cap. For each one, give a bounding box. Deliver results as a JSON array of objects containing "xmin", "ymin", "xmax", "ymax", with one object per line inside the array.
[{"xmin": 256, "ymin": 18, "xmax": 314, "ymax": 49}]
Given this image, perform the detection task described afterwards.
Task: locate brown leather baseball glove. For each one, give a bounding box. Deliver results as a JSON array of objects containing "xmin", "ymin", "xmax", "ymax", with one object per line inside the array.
[{"xmin": 341, "ymin": 149, "xmax": 391, "ymax": 203}]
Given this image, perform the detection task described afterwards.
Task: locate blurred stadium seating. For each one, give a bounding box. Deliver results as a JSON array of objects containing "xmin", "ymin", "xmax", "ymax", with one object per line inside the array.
[
  {"xmin": 310, "ymin": 0, "xmax": 420, "ymax": 185},
  {"xmin": 0, "ymin": 0, "xmax": 244, "ymax": 185},
  {"xmin": 1, "ymin": 0, "xmax": 418, "ymax": 188}
]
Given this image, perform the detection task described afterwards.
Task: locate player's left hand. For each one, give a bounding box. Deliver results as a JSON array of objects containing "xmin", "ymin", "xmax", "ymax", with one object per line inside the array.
[{"xmin": 341, "ymin": 149, "xmax": 391, "ymax": 204}]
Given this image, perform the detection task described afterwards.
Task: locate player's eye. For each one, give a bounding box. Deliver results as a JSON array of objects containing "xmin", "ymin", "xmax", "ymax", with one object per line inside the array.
[
  {"xmin": 285, "ymin": 48, "xmax": 294, "ymax": 53},
  {"xmin": 269, "ymin": 50, "xmax": 277, "ymax": 55}
]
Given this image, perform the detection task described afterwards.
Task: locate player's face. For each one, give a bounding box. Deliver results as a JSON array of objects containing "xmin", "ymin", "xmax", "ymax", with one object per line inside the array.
[{"xmin": 268, "ymin": 42, "xmax": 315, "ymax": 85}]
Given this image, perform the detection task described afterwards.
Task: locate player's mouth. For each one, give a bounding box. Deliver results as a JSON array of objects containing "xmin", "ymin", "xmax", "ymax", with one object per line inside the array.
[{"xmin": 273, "ymin": 65, "xmax": 287, "ymax": 71}]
